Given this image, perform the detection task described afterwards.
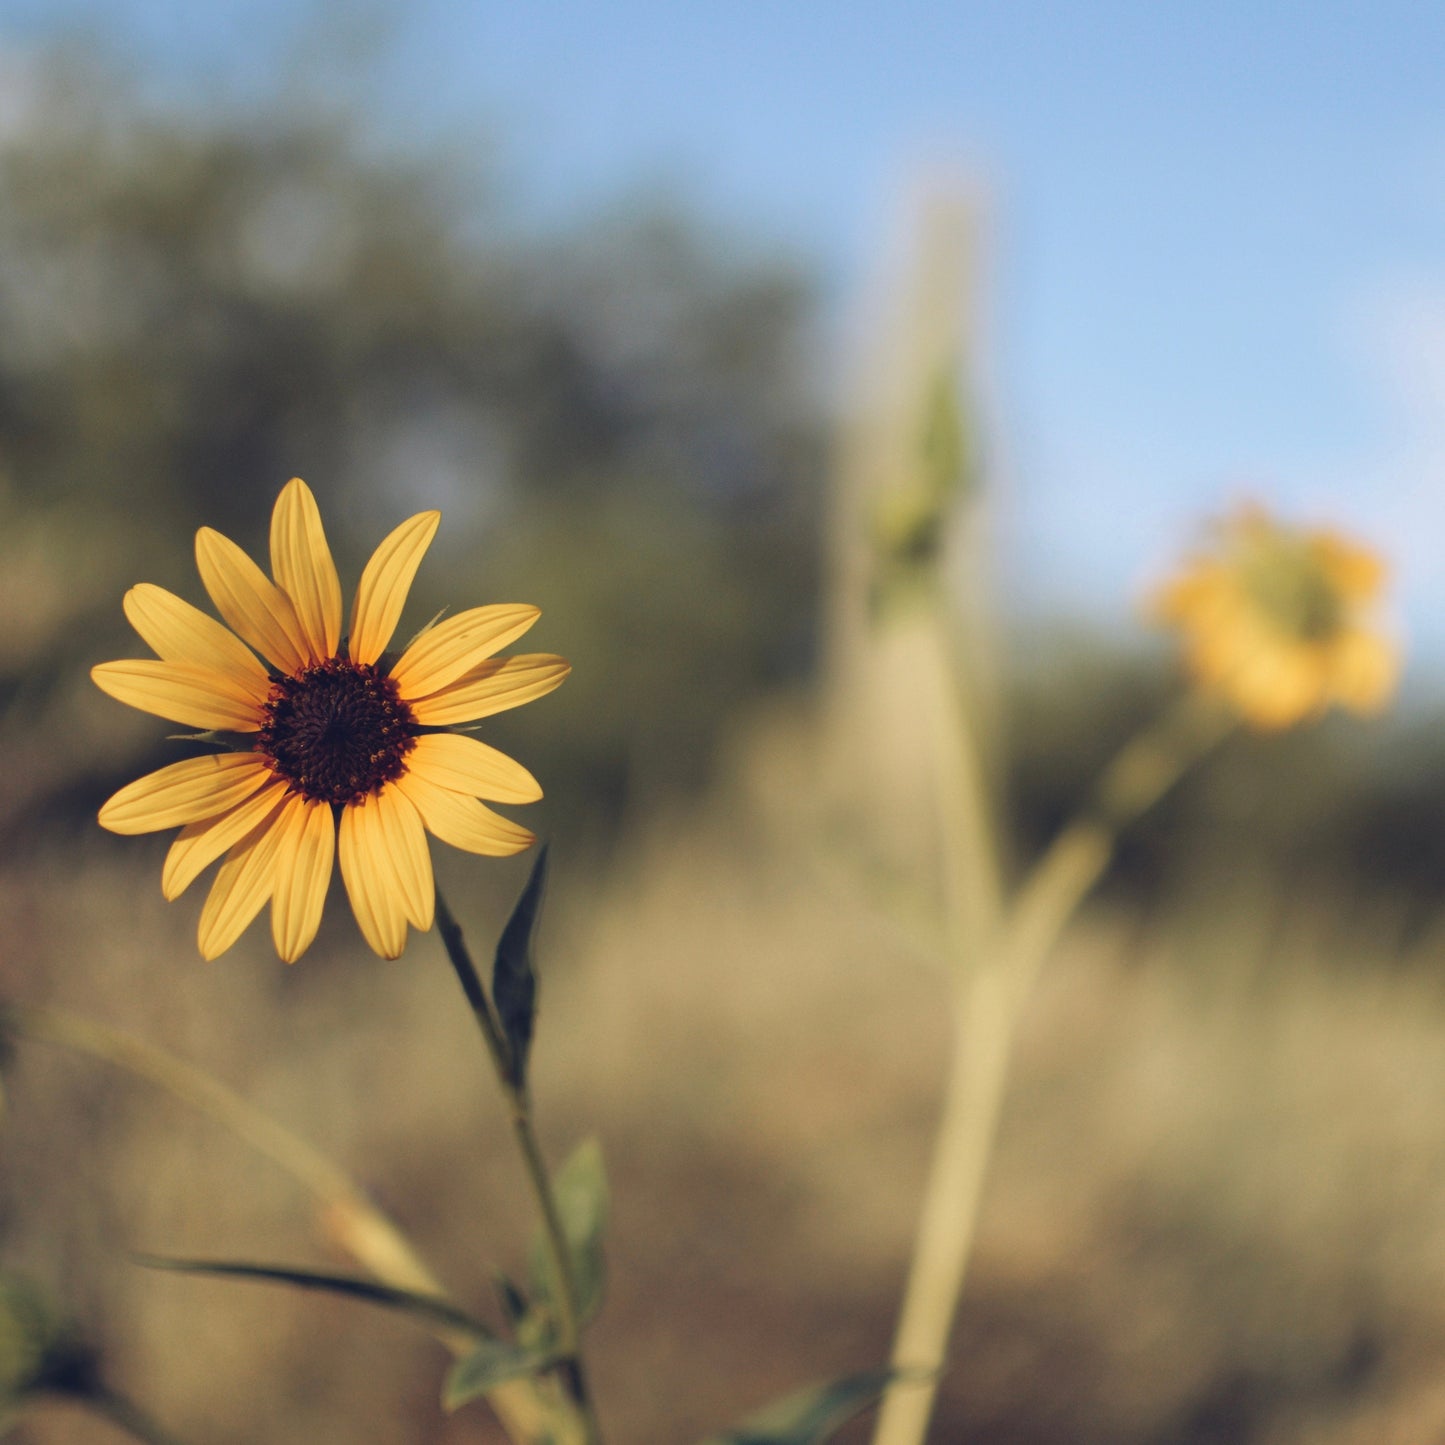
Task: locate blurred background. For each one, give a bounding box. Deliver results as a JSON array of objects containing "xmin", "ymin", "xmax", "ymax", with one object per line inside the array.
[{"xmin": 2, "ymin": 3, "xmax": 1445, "ymax": 1442}]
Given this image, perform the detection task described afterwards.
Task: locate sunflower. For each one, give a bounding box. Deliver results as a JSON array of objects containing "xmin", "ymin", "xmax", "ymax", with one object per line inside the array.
[
  {"xmin": 1154, "ymin": 503, "xmax": 1398, "ymax": 730},
  {"xmin": 92, "ymin": 479, "xmax": 569, "ymax": 962}
]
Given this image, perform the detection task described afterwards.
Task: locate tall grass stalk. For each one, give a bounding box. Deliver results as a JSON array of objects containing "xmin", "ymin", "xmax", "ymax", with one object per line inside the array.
[{"xmin": 872, "ymin": 690, "xmax": 1232, "ymax": 1445}]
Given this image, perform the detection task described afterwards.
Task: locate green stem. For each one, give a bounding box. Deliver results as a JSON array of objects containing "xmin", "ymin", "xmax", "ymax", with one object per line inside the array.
[{"xmin": 434, "ymin": 890, "xmax": 602, "ymax": 1445}]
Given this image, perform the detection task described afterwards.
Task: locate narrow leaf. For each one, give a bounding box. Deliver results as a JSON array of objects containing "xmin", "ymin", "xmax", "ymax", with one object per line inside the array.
[
  {"xmin": 492, "ymin": 843, "xmax": 548, "ymax": 1089},
  {"xmin": 163, "ymin": 731, "xmax": 231, "ymax": 749},
  {"xmin": 443, "ymin": 1339, "xmax": 557, "ymax": 1412},
  {"xmin": 133, "ymin": 1256, "xmax": 490, "ymax": 1341},
  {"xmin": 528, "ymin": 1136, "xmax": 608, "ymax": 1326},
  {"xmin": 698, "ymin": 1368, "xmax": 900, "ymax": 1445}
]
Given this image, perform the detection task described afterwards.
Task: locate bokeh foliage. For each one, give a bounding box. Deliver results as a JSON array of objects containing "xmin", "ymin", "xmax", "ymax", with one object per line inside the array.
[{"xmin": 0, "ymin": 46, "xmax": 825, "ymax": 848}]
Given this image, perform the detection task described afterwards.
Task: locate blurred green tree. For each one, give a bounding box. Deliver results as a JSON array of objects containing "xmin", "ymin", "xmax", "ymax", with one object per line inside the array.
[{"xmin": 0, "ymin": 48, "xmax": 825, "ymax": 843}]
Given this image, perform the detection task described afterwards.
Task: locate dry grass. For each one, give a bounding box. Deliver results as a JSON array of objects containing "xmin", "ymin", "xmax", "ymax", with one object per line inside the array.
[{"xmin": 6, "ymin": 706, "xmax": 1445, "ymax": 1444}]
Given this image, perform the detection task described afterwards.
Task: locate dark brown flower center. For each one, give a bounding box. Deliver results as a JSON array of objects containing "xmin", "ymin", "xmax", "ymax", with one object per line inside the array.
[{"xmin": 257, "ymin": 658, "xmax": 417, "ymax": 807}]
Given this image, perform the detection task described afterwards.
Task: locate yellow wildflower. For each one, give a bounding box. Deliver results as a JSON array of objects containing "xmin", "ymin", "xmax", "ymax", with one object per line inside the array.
[
  {"xmin": 1155, "ymin": 504, "xmax": 1398, "ymax": 730},
  {"xmin": 93, "ymin": 479, "xmax": 569, "ymax": 962}
]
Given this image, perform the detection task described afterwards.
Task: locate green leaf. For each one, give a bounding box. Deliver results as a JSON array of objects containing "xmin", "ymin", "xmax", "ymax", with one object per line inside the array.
[
  {"xmin": 528, "ymin": 1137, "xmax": 608, "ymax": 1326},
  {"xmin": 493, "ymin": 844, "xmax": 548, "ymax": 1090},
  {"xmin": 698, "ymin": 1369, "xmax": 900, "ymax": 1445},
  {"xmin": 515, "ymin": 1303, "xmax": 558, "ymax": 1356},
  {"xmin": 133, "ymin": 1256, "xmax": 491, "ymax": 1342},
  {"xmin": 489, "ymin": 1272, "xmax": 560, "ymax": 1356},
  {"xmin": 443, "ymin": 1339, "xmax": 557, "ymax": 1412}
]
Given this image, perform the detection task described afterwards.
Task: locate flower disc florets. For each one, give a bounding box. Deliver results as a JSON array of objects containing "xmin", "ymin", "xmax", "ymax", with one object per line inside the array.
[
  {"xmin": 1239, "ymin": 535, "xmax": 1344, "ymax": 643},
  {"xmin": 258, "ymin": 657, "xmax": 417, "ymax": 807}
]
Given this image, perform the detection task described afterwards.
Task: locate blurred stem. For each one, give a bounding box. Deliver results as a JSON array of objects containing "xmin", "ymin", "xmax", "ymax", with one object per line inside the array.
[
  {"xmin": 0, "ymin": 1005, "xmax": 558, "ymax": 1443},
  {"xmin": 1004, "ymin": 693, "xmax": 1234, "ymax": 1009},
  {"xmin": 435, "ymin": 890, "xmax": 603, "ymax": 1445},
  {"xmin": 873, "ymin": 692, "xmax": 1233, "ymax": 1445},
  {"xmin": 0, "ymin": 1007, "xmax": 443, "ymax": 1295},
  {"xmin": 922, "ymin": 606, "xmax": 1005, "ymax": 956}
]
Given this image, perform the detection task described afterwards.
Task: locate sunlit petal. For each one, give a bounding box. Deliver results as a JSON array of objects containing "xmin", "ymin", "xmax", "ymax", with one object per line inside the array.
[
  {"xmin": 197, "ymin": 805, "xmax": 291, "ymax": 960},
  {"xmin": 269, "ymin": 478, "xmax": 343, "ymax": 662},
  {"xmin": 391, "ymin": 605, "xmax": 540, "ymax": 699},
  {"xmin": 99, "ymin": 752, "xmax": 271, "ymax": 835},
  {"xmin": 374, "ymin": 783, "xmax": 434, "ymax": 930},
  {"xmin": 163, "ymin": 779, "xmax": 291, "ymax": 899},
  {"xmin": 395, "ymin": 770, "xmax": 536, "ymax": 857},
  {"xmin": 196, "ymin": 526, "xmax": 309, "ymax": 674},
  {"xmin": 1313, "ymin": 532, "xmax": 1387, "ymax": 600},
  {"xmin": 338, "ymin": 794, "xmax": 409, "ymax": 958},
  {"xmin": 1331, "ymin": 629, "xmax": 1400, "ymax": 714},
  {"xmin": 348, "ymin": 511, "xmax": 440, "ymax": 666},
  {"xmin": 408, "ymin": 653, "xmax": 570, "ymax": 726},
  {"xmin": 92, "ymin": 660, "xmax": 265, "ymax": 732},
  {"xmin": 406, "ymin": 733, "xmax": 542, "ymax": 804},
  {"xmin": 123, "ymin": 584, "xmax": 270, "ymax": 700},
  {"xmin": 271, "ymin": 796, "xmax": 336, "ymax": 963}
]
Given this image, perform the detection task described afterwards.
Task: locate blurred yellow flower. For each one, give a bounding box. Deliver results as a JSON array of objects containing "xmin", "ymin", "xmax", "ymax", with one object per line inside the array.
[
  {"xmin": 1154, "ymin": 504, "xmax": 1399, "ymax": 730},
  {"xmin": 92, "ymin": 479, "xmax": 569, "ymax": 962}
]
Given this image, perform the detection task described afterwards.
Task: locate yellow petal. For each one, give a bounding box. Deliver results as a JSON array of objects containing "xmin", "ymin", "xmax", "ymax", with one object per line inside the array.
[
  {"xmin": 271, "ymin": 797, "xmax": 336, "ymax": 963},
  {"xmin": 348, "ymin": 511, "xmax": 440, "ymax": 666},
  {"xmin": 1227, "ymin": 645, "xmax": 1322, "ymax": 730},
  {"xmin": 1313, "ymin": 531, "xmax": 1386, "ymax": 600},
  {"xmin": 1151, "ymin": 564, "xmax": 1226, "ymax": 624},
  {"xmin": 395, "ymin": 770, "xmax": 536, "ymax": 856},
  {"xmin": 98, "ymin": 752, "xmax": 271, "ymax": 835},
  {"xmin": 269, "ymin": 478, "xmax": 343, "ymax": 663},
  {"xmin": 338, "ymin": 794, "xmax": 409, "ymax": 958},
  {"xmin": 123, "ymin": 584, "xmax": 271, "ymax": 700},
  {"xmin": 374, "ymin": 783, "xmax": 434, "ymax": 930},
  {"xmin": 196, "ymin": 526, "xmax": 309, "ymax": 675},
  {"xmin": 1330, "ymin": 628, "xmax": 1400, "ymax": 714},
  {"xmin": 390, "ymin": 605, "xmax": 541, "ymax": 699},
  {"xmin": 409, "ymin": 654, "xmax": 571, "ymax": 726},
  {"xmin": 405, "ymin": 733, "xmax": 542, "ymax": 804},
  {"xmin": 92, "ymin": 659, "xmax": 266, "ymax": 732},
  {"xmin": 197, "ymin": 805, "xmax": 291, "ymax": 960},
  {"xmin": 163, "ymin": 779, "xmax": 291, "ymax": 899}
]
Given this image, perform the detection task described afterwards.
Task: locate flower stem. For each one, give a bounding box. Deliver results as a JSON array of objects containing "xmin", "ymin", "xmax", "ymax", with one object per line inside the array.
[
  {"xmin": 873, "ymin": 693, "xmax": 1233, "ymax": 1445},
  {"xmin": 921, "ymin": 608, "xmax": 1005, "ymax": 956},
  {"xmin": 1003, "ymin": 692, "xmax": 1233, "ymax": 1010},
  {"xmin": 434, "ymin": 889, "xmax": 603, "ymax": 1445}
]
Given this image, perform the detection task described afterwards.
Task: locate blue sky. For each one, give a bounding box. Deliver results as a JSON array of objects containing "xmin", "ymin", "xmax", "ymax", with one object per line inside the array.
[{"xmin": 7, "ymin": 0, "xmax": 1445, "ymax": 665}]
